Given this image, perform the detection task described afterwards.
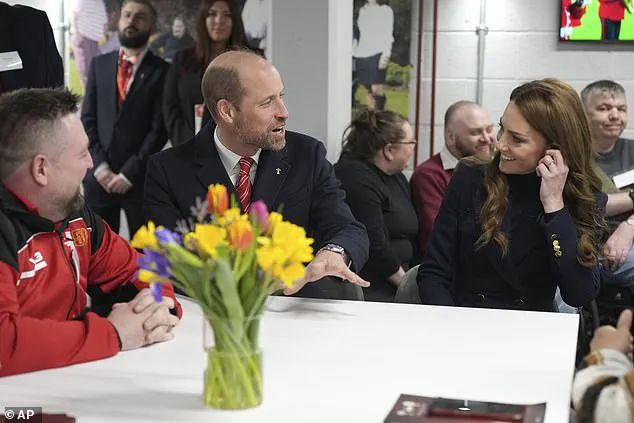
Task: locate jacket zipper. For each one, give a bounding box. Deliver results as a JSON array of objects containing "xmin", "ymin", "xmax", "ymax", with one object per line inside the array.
[{"xmin": 58, "ymin": 233, "xmax": 79, "ymax": 320}]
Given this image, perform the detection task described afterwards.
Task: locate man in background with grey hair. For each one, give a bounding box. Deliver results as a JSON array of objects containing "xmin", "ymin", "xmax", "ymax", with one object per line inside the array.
[{"xmin": 581, "ymin": 80, "xmax": 634, "ymax": 291}]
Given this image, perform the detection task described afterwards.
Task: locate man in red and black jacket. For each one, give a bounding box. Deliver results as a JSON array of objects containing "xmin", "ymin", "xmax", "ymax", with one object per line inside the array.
[{"xmin": 0, "ymin": 88, "xmax": 182, "ymax": 377}]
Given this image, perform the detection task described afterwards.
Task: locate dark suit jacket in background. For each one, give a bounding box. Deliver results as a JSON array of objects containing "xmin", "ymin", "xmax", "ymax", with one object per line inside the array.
[
  {"xmin": 417, "ymin": 161, "xmax": 603, "ymax": 312},
  {"xmin": 162, "ymin": 49, "xmax": 212, "ymax": 147},
  {"xmin": 0, "ymin": 2, "xmax": 64, "ymax": 91},
  {"xmin": 144, "ymin": 125, "xmax": 369, "ymax": 272},
  {"xmin": 81, "ymin": 50, "xmax": 169, "ymax": 187}
]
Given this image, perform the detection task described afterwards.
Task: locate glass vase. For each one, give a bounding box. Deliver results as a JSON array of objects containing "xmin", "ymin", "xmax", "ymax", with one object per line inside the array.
[{"xmin": 203, "ymin": 316, "xmax": 263, "ymax": 409}]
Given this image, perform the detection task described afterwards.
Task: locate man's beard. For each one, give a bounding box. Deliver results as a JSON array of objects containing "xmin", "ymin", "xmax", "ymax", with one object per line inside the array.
[
  {"xmin": 60, "ymin": 190, "xmax": 85, "ymax": 217},
  {"xmin": 118, "ymin": 27, "xmax": 150, "ymax": 49},
  {"xmin": 236, "ymin": 116, "xmax": 286, "ymax": 151},
  {"xmin": 455, "ymin": 135, "xmax": 490, "ymax": 159}
]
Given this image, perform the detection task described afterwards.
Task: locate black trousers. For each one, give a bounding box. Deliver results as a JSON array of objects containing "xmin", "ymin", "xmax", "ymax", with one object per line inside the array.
[
  {"xmin": 602, "ymin": 18, "xmax": 621, "ymax": 40},
  {"xmin": 83, "ymin": 172, "xmax": 145, "ymax": 236}
]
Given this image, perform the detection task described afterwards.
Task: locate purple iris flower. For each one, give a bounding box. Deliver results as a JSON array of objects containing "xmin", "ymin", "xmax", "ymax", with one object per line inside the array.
[
  {"xmin": 138, "ymin": 249, "xmax": 172, "ymax": 278},
  {"xmin": 155, "ymin": 227, "xmax": 182, "ymax": 245},
  {"xmin": 150, "ymin": 282, "xmax": 163, "ymax": 304}
]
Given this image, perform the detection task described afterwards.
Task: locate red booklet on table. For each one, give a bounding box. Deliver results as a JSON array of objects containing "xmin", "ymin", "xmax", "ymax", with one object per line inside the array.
[{"xmin": 384, "ymin": 394, "xmax": 546, "ymax": 423}]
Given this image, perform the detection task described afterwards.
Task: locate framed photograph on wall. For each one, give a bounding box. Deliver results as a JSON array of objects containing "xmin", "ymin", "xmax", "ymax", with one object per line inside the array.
[{"xmin": 352, "ymin": 0, "xmax": 414, "ymax": 118}]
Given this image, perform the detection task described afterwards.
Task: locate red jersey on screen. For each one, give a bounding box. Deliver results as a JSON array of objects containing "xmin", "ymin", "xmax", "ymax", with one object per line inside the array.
[{"xmin": 599, "ymin": 0, "xmax": 626, "ymax": 21}]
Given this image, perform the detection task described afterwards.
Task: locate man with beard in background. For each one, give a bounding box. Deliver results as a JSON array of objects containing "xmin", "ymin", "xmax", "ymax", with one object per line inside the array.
[
  {"xmin": 81, "ymin": 0, "xmax": 169, "ymax": 237},
  {"xmin": 410, "ymin": 101, "xmax": 496, "ymax": 255}
]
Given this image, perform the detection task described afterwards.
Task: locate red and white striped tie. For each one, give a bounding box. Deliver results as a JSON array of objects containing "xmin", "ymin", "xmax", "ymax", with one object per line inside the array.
[{"xmin": 236, "ymin": 157, "xmax": 255, "ymax": 212}]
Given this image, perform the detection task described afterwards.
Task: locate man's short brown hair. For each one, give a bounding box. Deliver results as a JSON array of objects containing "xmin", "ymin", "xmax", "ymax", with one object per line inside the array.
[
  {"xmin": 0, "ymin": 88, "xmax": 79, "ymax": 179},
  {"xmin": 201, "ymin": 48, "xmax": 262, "ymax": 122}
]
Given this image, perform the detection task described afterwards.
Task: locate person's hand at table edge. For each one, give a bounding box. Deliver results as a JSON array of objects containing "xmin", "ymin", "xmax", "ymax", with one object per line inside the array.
[{"xmin": 283, "ymin": 250, "xmax": 370, "ymax": 296}]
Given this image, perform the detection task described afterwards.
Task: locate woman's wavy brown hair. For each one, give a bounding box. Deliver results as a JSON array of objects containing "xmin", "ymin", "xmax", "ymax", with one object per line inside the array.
[{"xmin": 476, "ymin": 78, "xmax": 606, "ymax": 267}]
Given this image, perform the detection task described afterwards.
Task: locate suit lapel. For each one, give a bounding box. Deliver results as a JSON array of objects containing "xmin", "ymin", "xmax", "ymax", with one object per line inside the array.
[
  {"xmin": 124, "ymin": 52, "xmax": 156, "ymax": 103},
  {"xmin": 252, "ymin": 148, "xmax": 289, "ymax": 209},
  {"xmin": 194, "ymin": 124, "xmax": 237, "ymax": 200},
  {"xmin": 104, "ymin": 53, "xmax": 118, "ymax": 119}
]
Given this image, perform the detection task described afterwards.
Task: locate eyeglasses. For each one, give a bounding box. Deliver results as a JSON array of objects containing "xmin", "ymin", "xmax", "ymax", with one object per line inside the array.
[{"xmin": 390, "ymin": 141, "xmax": 417, "ymax": 145}]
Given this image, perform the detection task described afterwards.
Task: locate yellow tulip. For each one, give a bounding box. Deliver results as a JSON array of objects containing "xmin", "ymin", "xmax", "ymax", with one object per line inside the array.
[
  {"xmin": 228, "ymin": 220, "xmax": 254, "ymax": 251},
  {"xmin": 131, "ymin": 221, "xmax": 159, "ymax": 250},
  {"xmin": 207, "ymin": 184, "xmax": 229, "ymax": 215}
]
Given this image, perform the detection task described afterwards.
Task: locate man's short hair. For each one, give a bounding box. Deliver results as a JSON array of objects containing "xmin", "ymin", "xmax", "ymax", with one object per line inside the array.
[
  {"xmin": 580, "ymin": 80, "xmax": 626, "ymax": 108},
  {"xmin": 201, "ymin": 48, "xmax": 260, "ymax": 122},
  {"xmin": 121, "ymin": 0, "xmax": 157, "ymax": 24},
  {"xmin": 0, "ymin": 88, "xmax": 79, "ymax": 179},
  {"xmin": 444, "ymin": 100, "xmax": 479, "ymax": 129}
]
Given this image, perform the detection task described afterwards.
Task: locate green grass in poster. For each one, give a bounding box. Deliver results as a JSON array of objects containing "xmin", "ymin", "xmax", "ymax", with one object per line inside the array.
[
  {"xmin": 570, "ymin": 2, "xmax": 634, "ymax": 40},
  {"xmin": 68, "ymin": 58, "xmax": 84, "ymax": 97},
  {"xmin": 353, "ymin": 86, "xmax": 409, "ymax": 118}
]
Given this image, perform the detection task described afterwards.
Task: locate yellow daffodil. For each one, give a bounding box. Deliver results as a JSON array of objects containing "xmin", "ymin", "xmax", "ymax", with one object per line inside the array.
[
  {"xmin": 194, "ymin": 224, "xmax": 227, "ymax": 258},
  {"xmin": 207, "ymin": 184, "xmax": 229, "ymax": 215},
  {"xmin": 256, "ymin": 245, "xmax": 287, "ymax": 270},
  {"xmin": 131, "ymin": 221, "xmax": 159, "ymax": 250},
  {"xmin": 228, "ymin": 219, "xmax": 254, "ymax": 251},
  {"xmin": 271, "ymin": 221, "xmax": 314, "ymax": 263},
  {"xmin": 272, "ymin": 262, "xmax": 305, "ymax": 287},
  {"xmin": 266, "ymin": 212, "xmax": 283, "ymax": 236},
  {"xmin": 256, "ymin": 219, "xmax": 314, "ymax": 286}
]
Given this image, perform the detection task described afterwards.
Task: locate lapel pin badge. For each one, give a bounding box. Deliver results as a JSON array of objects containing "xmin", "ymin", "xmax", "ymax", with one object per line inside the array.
[{"xmin": 275, "ymin": 168, "xmax": 281, "ymax": 175}]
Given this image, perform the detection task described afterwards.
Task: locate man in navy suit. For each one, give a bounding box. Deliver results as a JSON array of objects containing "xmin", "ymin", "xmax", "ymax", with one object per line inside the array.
[
  {"xmin": 81, "ymin": 0, "xmax": 168, "ymax": 236},
  {"xmin": 0, "ymin": 2, "xmax": 63, "ymax": 93},
  {"xmin": 144, "ymin": 50, "xmax": 370, "ymax": 299}
]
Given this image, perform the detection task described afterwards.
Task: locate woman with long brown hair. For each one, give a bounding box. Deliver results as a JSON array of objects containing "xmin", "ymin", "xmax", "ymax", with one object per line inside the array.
[
  {"xmin": 417, "ymin": 79, "xmax": 607, "ymax": 311},
  {"xmin": 163, "ymin": 0, "xmax": 247, "ymax": 147}
]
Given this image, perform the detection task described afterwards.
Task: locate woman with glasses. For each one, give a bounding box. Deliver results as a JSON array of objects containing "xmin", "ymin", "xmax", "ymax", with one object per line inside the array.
[{"xmin": 335, "ymin": 110, "xmax": 420, "ymax": 302}]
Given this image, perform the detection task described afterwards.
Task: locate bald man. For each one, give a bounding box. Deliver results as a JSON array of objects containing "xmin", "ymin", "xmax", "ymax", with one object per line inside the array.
[
  {"xmin": 144, "ymin": 50, "xmax": 370, "ymax": 300},
  {"xmin": 410, "ymin": 101, "xmax": 495, "ymax": 255}
]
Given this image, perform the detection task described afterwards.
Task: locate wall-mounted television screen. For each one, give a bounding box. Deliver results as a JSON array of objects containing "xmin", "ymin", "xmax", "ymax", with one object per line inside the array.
[{"xmin": 561, "ymin": 0, "xmax": 634, "ymax": 41}]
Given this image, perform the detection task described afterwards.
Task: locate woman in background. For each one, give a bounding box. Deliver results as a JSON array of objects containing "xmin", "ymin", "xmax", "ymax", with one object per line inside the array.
[
  {"xmin": 163, "ymin": 0, "xmax": 246, "ymax": 147},
  {"xmin": 335, "ymin": 110, "xmax": 419, "ymax": 302},
  {"xmin": 418, "ymin": 79, "xmax": 607, "ymax": 311}
]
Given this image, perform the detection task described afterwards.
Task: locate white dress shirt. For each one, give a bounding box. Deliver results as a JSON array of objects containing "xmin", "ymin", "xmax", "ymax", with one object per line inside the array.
[
  {"xmin": 214, "ymin": 127, "xmax": 262, "ymax": 186},
  {"xmin": 439, "ymin": 146, "xmax": 460, "ymax": 171}
]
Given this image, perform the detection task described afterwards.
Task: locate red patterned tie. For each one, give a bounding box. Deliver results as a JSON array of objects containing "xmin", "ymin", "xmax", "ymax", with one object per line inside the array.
[
  {"xmin": 117, "ymin": 57, "xmax": 134, "ymax": 107},
  {"xmin": 236, "ymin": 157, "xmax": 255, "ymax": 212}
]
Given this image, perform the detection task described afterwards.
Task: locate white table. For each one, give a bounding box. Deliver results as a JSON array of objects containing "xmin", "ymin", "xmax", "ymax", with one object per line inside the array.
[{"xmin": 0, "ymin": 298, "xmax": 579, "ymax": 422}]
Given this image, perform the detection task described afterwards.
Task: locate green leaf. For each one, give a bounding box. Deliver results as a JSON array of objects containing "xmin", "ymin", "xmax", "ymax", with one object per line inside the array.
[{"xmin": 215, "ymin": 259, "xmax": 245, "ymax": 334}]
